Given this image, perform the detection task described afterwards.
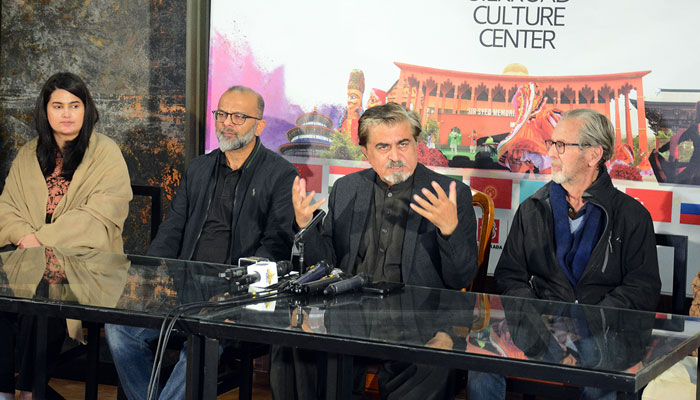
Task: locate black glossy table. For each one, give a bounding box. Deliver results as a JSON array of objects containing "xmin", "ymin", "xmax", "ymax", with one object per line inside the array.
[
  {"xmin": 0, "ymin": 247, "xmax": 230, "ymax": 399},
  {"xmin": 189, "ymin": 284, "xmax": 700, "ymax": 400},
  {"xmin": 1, "ymin": 247, "xmax": 699, "ymax": 400}
]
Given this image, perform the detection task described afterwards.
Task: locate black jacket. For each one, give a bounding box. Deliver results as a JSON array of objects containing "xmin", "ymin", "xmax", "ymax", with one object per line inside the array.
[
  {"xmin": 148, "ymin": 139, "xmax": 298, "ymax": 263},
  {"xmin": 494, "ymin": 169, "xmax": 661, "ymax": 311},
  {"xmin": 303, "ymin": 163, "xmax": 478, "ymax": 290}
]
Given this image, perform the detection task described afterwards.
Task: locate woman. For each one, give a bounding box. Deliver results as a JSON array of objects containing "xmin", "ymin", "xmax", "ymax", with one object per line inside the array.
[{"xmin": 0, "ymin": 72, "xmax": 132, "ymax": 399}]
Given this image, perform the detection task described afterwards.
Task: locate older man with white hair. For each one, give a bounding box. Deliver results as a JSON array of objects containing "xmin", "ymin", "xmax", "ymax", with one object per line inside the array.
[{"xmin": 469, "ymin": 108, "xmax": 661, "ymax": 400}]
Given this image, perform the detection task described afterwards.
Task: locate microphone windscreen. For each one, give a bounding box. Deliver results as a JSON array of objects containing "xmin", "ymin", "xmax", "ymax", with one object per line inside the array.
[
  {"xmin": 276, "ymin": 260, "xmax": 292, "ymax": 276},
  {"xmin": 247, "ymin": 261, "xmax": 280, "ymax": 288}
]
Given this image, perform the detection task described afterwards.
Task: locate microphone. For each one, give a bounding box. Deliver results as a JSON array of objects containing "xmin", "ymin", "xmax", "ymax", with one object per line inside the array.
[
  {"xmin": 238, "ymin": 260, "xmax": 293, "ymax": 289},
  {"xmin": 324, "ymin": 272, "xmax": 369, "ymax": 296},
  {"xmin": 218, "ymin": 265, "xmax": 247, "ymax": 280},
  {"xmin": 294, "ymin": 210, "xmax": 326, "ymax": 243},
  {"xmin": 292, "ymin": 268, "xmax": 344, "ymax": 295},
  {"xmin": 293, "ymin": 260, "xmax": 332, "ymax": 286}
]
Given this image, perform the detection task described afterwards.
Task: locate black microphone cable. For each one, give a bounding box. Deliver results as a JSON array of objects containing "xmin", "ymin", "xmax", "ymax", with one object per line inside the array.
[{"xmin": 146, "ymin": 284, "xmax": 292, "ymax": 400}]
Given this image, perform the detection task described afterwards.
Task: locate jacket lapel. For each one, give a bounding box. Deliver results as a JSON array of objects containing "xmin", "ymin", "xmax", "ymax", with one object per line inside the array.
[
  {"xmin": 230, "ymin": 140, "xmax": 263, "ymax": 250},
  {"xmin": 346, "ymin": 169, "xmax": 373, "ymax": 273},
  {"xmin": 402, "ymin": 164, "xmax": 428, "ymax": 282}
]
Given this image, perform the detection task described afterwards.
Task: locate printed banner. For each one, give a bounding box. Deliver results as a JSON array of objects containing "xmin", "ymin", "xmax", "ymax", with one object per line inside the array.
[
  {"xmin": 625, "ymin": 188, "xmax": 673, "ymax": 223},
  {"xmin": 208, "ymin": 0, "xmax": 700, "ymax": 295}
]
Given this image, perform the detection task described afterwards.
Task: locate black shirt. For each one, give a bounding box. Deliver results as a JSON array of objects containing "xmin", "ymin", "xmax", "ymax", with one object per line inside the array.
[
  {"xmin": 355, "ymin": 174, "xmax": 414, "ymax": 283},
  {"xmin": 192, "ymin": 153, "xmax": 242, "ymax": 264}
]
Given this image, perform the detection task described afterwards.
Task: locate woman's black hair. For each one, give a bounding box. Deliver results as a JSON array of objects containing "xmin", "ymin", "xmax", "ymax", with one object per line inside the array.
[{"xmin": 34, "ymin": 72, "xmax": 99, "ymax": 180}]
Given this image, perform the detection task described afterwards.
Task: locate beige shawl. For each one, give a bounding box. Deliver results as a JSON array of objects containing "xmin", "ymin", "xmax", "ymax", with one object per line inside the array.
[
  {"xmin": 0, "ymin": 247, "xmax": 130, "ymax": 342},
  {"xmin": 0, "ymin": 132, "xmax": 132, "ymax": 252}
]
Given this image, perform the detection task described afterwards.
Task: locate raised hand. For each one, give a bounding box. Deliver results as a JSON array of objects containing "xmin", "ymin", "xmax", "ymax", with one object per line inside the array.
[
  {"xmin": 410, "ymin": 180, "xmax": 458, "ymax": 236},
  {"xmin": 292, "ymin": 176, "xmax": 326, "ymax": 228}
]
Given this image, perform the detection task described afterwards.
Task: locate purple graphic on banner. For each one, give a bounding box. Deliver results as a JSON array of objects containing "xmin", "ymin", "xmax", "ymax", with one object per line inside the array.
[{"xmin": 207, "ymin": 31, "xmax": 344, "ymax": 154}]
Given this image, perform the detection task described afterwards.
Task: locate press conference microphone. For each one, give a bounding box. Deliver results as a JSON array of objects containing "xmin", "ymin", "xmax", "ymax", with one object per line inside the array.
[
  {"xmin": 239, "ymin": 260, "xmax": 294, "ymax": 289},
  {"xmin": 237, "ymin": 272, "xmax": 262, "ymax": 286},
  {"xmin": 274, "ymin": 260, "xmax": 293, "ymax": 277},
  {"xmin": 294, "ymin": 210, "xmax": 326, "ymax": 243},
  {"xmin": 218, "ymin": 265, "xmax": 247, "ymax": 280},
  {"xmin": 294, "ymin": 275, "xmax": 343, "ymax": 295},
  {"xmin": 293, "ymin": 260, "xmax": 332, "ymax": 285},
  {"xmin": 324, "ymin": 272, "xmax": 369, "ymax": 296}
]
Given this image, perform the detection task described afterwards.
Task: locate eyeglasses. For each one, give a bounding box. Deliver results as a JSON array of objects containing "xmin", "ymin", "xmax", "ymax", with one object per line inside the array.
[
  {"xmin": 545, "ymin": 139, "xmax": 587, "ymax": 154},
  {"xmin": 212, "ymin": 110, "xmax": 261, "ymax": 125}
]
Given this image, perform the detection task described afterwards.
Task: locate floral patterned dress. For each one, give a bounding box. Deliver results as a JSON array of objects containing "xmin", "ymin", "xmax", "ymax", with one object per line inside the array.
[{"xmin": 43, "ymin": 153, "xmax": 71, "ymax": 284}]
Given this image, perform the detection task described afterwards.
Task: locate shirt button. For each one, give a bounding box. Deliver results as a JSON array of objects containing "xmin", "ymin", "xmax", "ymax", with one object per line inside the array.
[
  {"xmin": 379, "ymin": 248, "xmax": 385, "ymax": 253},
  {"xmin": 381, "ymin": 228, "xmax": 388, "ymax": 234},
  {"xmin": 387, "ymin": 192, "xmax": 393, "ymax": 198}
]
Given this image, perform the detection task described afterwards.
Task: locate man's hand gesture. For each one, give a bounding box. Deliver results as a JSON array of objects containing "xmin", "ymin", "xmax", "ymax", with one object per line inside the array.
[
  {"xmin": 292, "ymin": 176, "xmax": 326, "ymax": 228},
  {"xmin": 410, "ymin": 181, "xmax": 459, "ymax": 236}
]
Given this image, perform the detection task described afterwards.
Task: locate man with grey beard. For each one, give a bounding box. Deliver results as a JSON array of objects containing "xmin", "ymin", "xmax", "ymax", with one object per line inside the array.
[
  {"xmin": 293, "ymin": 102, "xmax": 477, "ymax": 289},
  {"xmin": 468, "ymin": 109, "xmax": 660, "ymax": 400},
  {"xmin": 275, "ymin": 103, "xmax": 477, "ymax": 399},
  {"xmin": 105, "ymin": 86, "xmax": 298, "ymax": 400}
]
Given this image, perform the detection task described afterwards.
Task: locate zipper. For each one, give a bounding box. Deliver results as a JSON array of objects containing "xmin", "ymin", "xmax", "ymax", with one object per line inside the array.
[
  {"xmin": 601, "ymin": 231, "xmax": 612, "ymax": 273},
  {"xmin": 576, "ymin": 198, "xmax": 611, "ymax": 282}
]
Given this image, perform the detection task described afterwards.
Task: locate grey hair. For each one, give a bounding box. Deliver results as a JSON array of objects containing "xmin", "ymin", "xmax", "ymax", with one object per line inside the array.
[
  {"xmin": 561, "ymin": 108, "xmax": 615, "ymax": 165},
  {"xmin": 357, "ymin": 102, "xmax": 421, "ymax": 146},
  {"xmin": 223, "ymin": 85, "xmax": 265, "ymax": 117}
]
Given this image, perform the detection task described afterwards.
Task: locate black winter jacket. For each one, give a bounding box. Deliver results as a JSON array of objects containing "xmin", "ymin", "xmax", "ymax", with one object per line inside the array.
[
  {"xmin": 494, "ymin": 169, "xmax": 661, "ymax": 311},
  {"xmin": 147, "ymin": 139, "xmax": 298, "ymax": 263}
]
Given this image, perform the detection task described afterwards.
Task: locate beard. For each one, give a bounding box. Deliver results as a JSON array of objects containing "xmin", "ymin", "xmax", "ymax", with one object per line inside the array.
[
  {"xmin": 382, "ymin": 160, "xmax": 410, "ymax": 185},
  {"xmin": 551, "ymin": 165, "xmax": 569, "ymax": 184},
  {"xmin": 217, "ymin": 121, "xmax": 257, "ymax": 152},
  {"xmin": 551, "ymin": 153, "xmax": 585, "ymax": 184}
]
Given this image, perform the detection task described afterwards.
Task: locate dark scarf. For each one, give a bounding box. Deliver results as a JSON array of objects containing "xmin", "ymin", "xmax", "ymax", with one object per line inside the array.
[{"xmin": 550, "ymin": 183, "xmax": 604, "ymax": 288}]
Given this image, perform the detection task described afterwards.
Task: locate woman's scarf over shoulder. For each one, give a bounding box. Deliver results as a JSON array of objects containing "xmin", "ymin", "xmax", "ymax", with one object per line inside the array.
[{"xmin": 0, "ymin": 132, "xmax": 132, "ymax": 253}]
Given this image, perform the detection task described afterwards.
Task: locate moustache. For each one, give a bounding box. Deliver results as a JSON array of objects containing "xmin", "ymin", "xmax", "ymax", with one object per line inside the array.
[
  {"xmin": 218, "ymin": 128, "xmax": 238, "ymax": 136},
  {"xmin": 385, "ymin": 160, "xmax": 406, "ymax": 169}
]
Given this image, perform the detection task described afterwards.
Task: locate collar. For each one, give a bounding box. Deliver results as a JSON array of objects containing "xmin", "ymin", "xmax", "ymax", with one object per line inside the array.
[
  {"xmin": 374, "ymin": 172, "xmax": 415, "ymax": 192},
  {"xmin": 218, "ymin": 137, "xmax": 262, "ymax": 171},
  {"xmin": 533, "ymin": 168, "xmax": 615, "ymax": 210}
]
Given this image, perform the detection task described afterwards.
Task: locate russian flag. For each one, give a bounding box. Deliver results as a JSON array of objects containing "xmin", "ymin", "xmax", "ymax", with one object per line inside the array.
[{"xmin": 680, "ymin": 203, "xmax": 700, "ymax": 225}]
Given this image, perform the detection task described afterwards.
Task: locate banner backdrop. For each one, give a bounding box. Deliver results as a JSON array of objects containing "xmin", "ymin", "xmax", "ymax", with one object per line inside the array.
[{"xmin": 207, "ymin": 0, "xmax": 700, "ymax": 296}]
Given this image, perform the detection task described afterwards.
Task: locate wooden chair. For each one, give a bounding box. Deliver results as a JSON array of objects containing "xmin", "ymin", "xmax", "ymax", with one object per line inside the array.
[
  {"xmin": 130, "ymin": 184, "xmax": 163, "ymax": 242},
  {"xmin": 469, "ymin": 189, "xmax": 495, "ymax": 293}
]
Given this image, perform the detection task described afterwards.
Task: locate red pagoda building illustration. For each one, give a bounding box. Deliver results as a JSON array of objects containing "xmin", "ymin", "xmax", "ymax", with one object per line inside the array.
[{"xmin": 386, "ymin": 62, "xmax": 651, "ymax": 153}]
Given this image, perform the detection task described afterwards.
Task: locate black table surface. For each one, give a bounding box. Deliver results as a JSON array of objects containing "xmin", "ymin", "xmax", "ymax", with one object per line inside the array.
[{"xmin": 1, "ymin": 246, "xmax": 699, "ymax": 394}]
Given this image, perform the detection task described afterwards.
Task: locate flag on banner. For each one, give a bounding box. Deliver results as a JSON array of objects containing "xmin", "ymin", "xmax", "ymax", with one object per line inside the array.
[
  {"xmin": 293, "ymin": 163, "xmax": 323, "ymax": 194},
  {"xmin": 680, "ymin": 203, "xmax": 700, "ymax": 225},
  {"xmin": 329, "ymin": 165, "xmax": 364, "ymax": 192},
  {"xmin": 444, "ymin": 174, "xmax": 464, "ymax": 183},
  {"xmin": 519, "ymin": 180, "xmax": 547, "ymax": 204},
  {"xmin": 625, "ymin": 188, "xmax": 673, "ymax": 223},
  {"xmin": 478, "ymin": 218, "xmax": 500, "ymax": 243},
  {"xmin": 470, "ymin": 177, "xmax": 513, "ymax": 209}
]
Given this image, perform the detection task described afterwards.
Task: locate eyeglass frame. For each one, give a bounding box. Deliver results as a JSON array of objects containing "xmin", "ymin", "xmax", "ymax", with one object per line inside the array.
[
  {"xmin": 212, "ymin": 110, "xmax": 262, "ymax": 125},
  {"xmin": 545, "ymin": 139, "xmax": 588, "ymax": 154}
]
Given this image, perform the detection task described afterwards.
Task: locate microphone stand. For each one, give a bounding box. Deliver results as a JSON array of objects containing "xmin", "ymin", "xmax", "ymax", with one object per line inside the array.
[
  {"xmin": 293, "ymin": 210, "xmax": 326, "ymax": 275},
  {"xmin": 297, "ymin": 241, "xmax": 306, "ymax": 274}
]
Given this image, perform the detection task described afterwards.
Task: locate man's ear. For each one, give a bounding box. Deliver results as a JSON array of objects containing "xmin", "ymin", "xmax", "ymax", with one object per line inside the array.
[
  {"xmin": 360, "ymin": 146, "xmax": 367, "ymax": 159},
  {"xmin": 254, "ymin": 119, "xmax": 267, "ymax": 136},
  {"xmin": 588, "ymin": 146, "xmax": 604, "ymax": 167}
]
